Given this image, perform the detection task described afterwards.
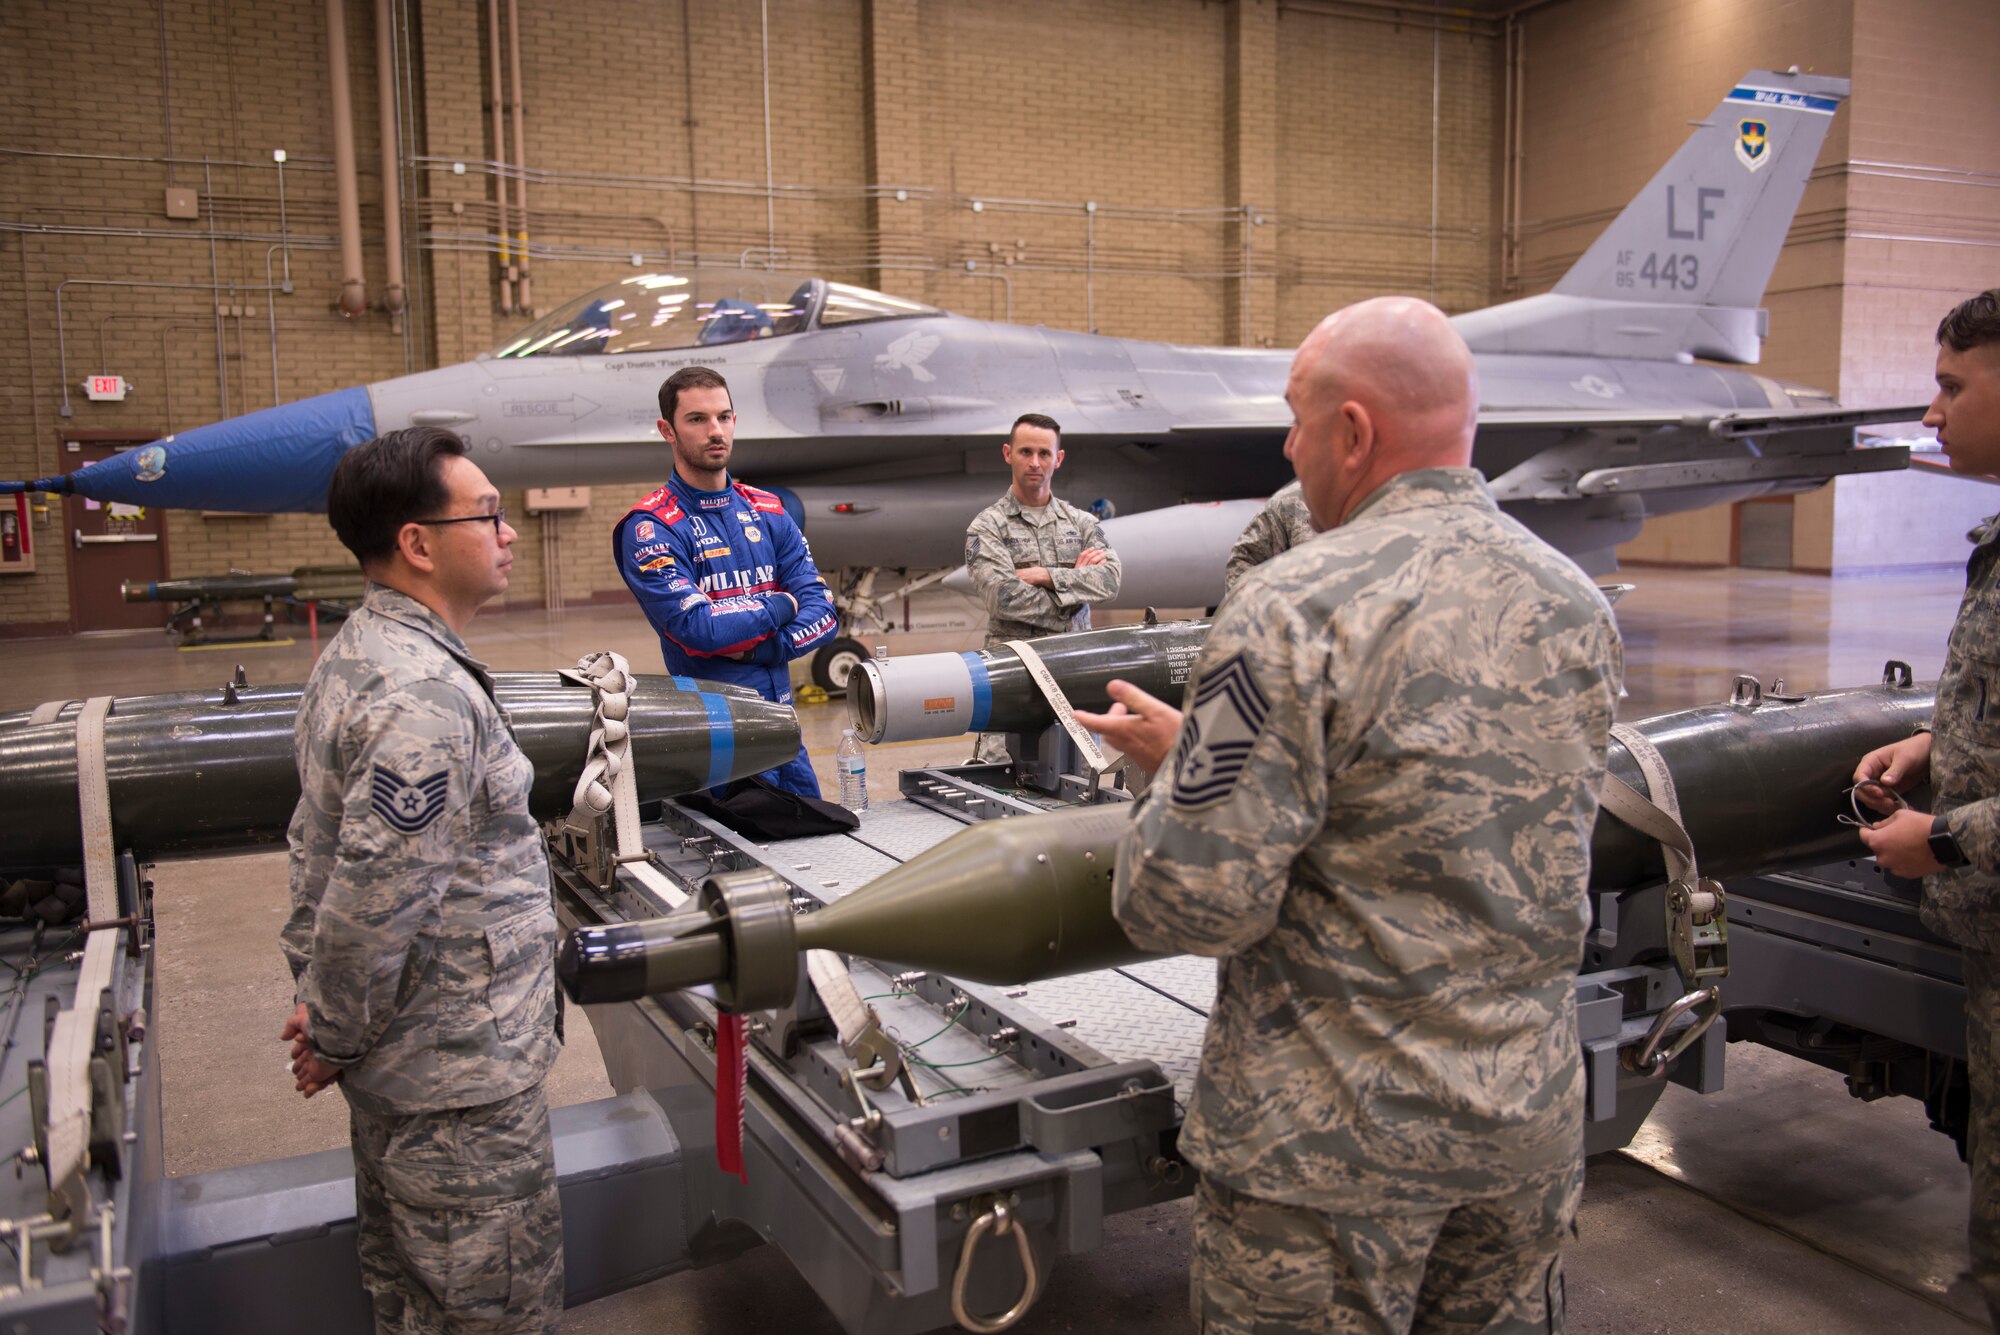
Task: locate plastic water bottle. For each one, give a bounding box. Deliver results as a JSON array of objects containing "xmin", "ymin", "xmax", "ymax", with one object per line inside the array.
[{"xmin": 836, "ymin": 728, "xmax": 869, "ymax": 813}]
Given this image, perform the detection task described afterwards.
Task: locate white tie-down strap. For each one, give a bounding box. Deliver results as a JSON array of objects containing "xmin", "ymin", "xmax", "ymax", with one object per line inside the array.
[
  {"xmin": 568, "ymin": 651, "xmax": 688, "ymax": 909},
  {"xmin": 1604, "ymin": 723, "xmax": 1701, "ymax": 892},
  {"xmin": 47, "ymin": 698, "xmax": 125, "ymax": 1218},
  {"xmin": 807, "ymin": 949, "xmax": 873, "ymax": 1049},
  {"xmin": 29, "ymin": 699, "xmax": 74, "ymax": 727},
  {"xmin": 1003, "ymin": 639, "xmax": 1121, "ymax": 776}
]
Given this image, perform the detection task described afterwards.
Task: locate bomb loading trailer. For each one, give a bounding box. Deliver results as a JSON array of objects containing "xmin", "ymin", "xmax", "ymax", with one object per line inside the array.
[{"xmin": 0, "ymin": 641, "xmax": 1970, "ymax": 1334}]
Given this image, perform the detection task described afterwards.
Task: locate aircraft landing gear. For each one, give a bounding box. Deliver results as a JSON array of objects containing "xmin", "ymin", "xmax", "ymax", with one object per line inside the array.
[{"xmin": 810, "ymin": 637, "xmax": 870, "ymax": 694}]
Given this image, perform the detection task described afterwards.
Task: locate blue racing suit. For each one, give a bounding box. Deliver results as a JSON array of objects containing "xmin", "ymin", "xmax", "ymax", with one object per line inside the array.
[{"xmin": 614, "ymin": 473, "xmax": 838, "ymax": 796}]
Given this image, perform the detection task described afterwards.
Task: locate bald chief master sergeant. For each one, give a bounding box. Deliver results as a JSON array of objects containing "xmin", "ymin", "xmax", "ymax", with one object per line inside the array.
[
  {"xmin": 282, "ymin": 425, "xmax": 563, "ymax": 1333},
  {"xmin": 1079, "ymin": 297, "xmax": 1622, "ymax": 1334}
]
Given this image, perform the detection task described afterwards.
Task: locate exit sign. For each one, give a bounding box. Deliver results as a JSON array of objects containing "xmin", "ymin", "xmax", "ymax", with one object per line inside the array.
[{"xmin": 84, "ymin": 375, "xmax": 127, "ymax": 402}]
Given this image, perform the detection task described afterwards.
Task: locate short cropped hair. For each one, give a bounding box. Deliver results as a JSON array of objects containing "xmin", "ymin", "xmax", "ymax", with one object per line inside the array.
[
  {"xmin": 1009, "ymin": 412, "xmax": 1062, "ymax": 443},
  {"xmin": 659, "ymin": 366, "xmax": 732, "ymax": 422},
  {"xmin": 326, "ymin": 427, "xmax": 466, "ymax": 565},
  {"xmin": 1938, "ymin": 290, "xmax": 2000, "ymax": 353}
]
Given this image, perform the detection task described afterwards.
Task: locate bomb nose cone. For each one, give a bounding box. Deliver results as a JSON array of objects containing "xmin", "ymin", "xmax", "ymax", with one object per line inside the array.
[{"xmin": 2, "ymin": 386, "xmax": 376, "ymax": 511}]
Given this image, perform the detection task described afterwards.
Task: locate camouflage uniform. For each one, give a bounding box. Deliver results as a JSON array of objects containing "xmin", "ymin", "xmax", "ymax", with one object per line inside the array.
[
  {"xmin": 1918, "ymin": 513, "xmax": 2000, "ymax": 1326},
  {"xmin": 1222, "ymin": 480, "xmax": 1317, "ymax": 593},
  {"xmin": 965, "ymin": 493, "xmax": 1121, "ymax": 761},
  {"xmin": 1113, "ymin": 469, "xmax": 1622, "ymax": 1334},
  {"xmin": 285, "ymin": 585, "xmax": 563, "ymax": 1333}
]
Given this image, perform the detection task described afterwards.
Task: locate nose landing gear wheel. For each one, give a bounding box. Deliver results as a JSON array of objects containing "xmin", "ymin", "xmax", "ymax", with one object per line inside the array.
[{"xmin": 810, "ymin": 637, "xmax": 869, "ymax": 694}]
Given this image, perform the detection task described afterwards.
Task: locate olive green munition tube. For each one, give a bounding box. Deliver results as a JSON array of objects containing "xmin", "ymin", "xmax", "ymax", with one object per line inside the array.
[
  {"xmin": 0, "ymin": 671, "xmax": 757, "ymax": 732},
  {"xmin": 559, "ymin": 803, "xmax": 1140, "ymax": 1009},
  {"xmin": 0, "ymin": 674, "xmax": 797, "ymax": 870},
  {"xmin": 847, "ymin": 618, "xmax": 1211, "ymax": 744},
  {"xmin": 561, "ymin": 673, "xmax": 1936, "ymax": 1008}
]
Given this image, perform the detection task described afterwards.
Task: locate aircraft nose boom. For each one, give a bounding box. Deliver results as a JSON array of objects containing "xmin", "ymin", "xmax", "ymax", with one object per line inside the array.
[{"xmin": 1, "ymin": 385, "xmax": 376, "ymax": 512}]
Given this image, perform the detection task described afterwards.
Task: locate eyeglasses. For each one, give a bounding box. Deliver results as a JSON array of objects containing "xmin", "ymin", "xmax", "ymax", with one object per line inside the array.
[{"xmin": 416, "ymin": 507, "xmax": 507, "ymax": 536}]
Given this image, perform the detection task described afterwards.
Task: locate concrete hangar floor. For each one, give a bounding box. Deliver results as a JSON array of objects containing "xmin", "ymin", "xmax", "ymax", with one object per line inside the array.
[{"xmin": 0, "ymin": 564, "xmax": 1982, "ymax": 1333}]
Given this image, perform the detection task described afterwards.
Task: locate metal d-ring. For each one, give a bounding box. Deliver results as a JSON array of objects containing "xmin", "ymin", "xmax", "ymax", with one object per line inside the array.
[
  {"xmin": 1624, "ymin": 986, "xmax": 1721, "ymax": 1076},
  {"xmin": 949, "ymin": 1199, "xmax": 1041, "ymax": 1333}
]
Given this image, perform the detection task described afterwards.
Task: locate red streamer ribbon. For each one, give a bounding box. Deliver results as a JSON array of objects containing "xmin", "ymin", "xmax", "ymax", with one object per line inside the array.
[{"xmin": 715, "ymin": 1012, "xmax": 749, "ymax": 1184}]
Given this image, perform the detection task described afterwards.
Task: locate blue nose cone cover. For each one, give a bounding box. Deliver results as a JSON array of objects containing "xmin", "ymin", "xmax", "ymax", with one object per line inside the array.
[{"xmin": 11, "ymin": 386, "xmax": 376, "ymax": 512}]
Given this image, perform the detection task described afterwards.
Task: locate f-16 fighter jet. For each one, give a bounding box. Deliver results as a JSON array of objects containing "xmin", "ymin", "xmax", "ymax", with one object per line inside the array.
[{"xmin": 6, "ymin": 69, "xmax": 1921, "ymax": 687}]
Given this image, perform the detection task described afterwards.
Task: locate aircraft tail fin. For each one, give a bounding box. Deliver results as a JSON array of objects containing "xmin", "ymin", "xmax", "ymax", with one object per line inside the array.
[
  {"xmin": 1456, "ymin": 68, "xmax": 1848, "ymax": 363},
  {"xmin": 1552, "ymin": 68, "xmax": 1848, "ymax": 309}
]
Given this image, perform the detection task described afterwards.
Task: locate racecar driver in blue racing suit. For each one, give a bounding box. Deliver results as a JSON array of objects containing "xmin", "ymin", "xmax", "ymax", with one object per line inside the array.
[{"xmin": 614, "ymin": 366, "xmax": 836, "ymax": 796}]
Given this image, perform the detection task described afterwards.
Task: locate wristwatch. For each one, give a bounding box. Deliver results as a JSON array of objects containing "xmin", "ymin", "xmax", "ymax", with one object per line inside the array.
[{"xmin": 1930, "ymin": 814, "xmax": 1969, "ymax": 869}]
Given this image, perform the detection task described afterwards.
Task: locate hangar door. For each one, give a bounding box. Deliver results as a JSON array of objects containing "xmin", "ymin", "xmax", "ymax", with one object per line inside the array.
[{"xmin": 62, "ymin": 437, "xmax": 168, "ymax": 633}]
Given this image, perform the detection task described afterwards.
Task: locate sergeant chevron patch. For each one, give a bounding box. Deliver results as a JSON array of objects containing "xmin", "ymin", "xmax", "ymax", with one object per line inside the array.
[
  {"xmin": 370, "ymin": 764, "xmax": 450, "ymax": 834},
  {"xmin": 1169, "ymin": 653, "xmax": 1270, "ymax": 811}
]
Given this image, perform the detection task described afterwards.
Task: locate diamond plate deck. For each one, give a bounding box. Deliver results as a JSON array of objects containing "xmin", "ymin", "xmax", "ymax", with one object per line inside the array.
[
  {"xmin": 997, "ymin": 971, "xmax": 1209, "ymax": 1111},
  {"xmin": 645, "ymin": 795, "xmax": 1213, "ymax": 1109},
  {"xmin": 765, "ymin": 832, "xmax": 904, "ymax": 904},
  {"xmin": 844, "ymin": 801, "xmax": 974, "ymax": 863},
  {"xmin": 1118, "ymin": 956, "xmax": 1218, "ymax": 1014}
]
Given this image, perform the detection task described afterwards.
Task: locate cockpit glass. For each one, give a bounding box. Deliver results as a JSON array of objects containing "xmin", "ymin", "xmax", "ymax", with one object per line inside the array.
[{"xmin": 489, "ymin": 272, "xmax": 940, "ymax": 358}]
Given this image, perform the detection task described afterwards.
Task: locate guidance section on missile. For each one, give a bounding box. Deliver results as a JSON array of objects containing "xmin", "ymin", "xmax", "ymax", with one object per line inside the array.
[{"xmin": 849, "ymin": 618, "xmax": 1209, "ymax": 744}]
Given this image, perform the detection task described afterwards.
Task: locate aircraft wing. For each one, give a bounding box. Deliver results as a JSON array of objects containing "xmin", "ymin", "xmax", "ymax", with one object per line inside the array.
[
  {"xmin": 1479, "ymin": 403, "xmax": 1923, "ymax": 503},
  {"xmin": 1171, "ymin": 403, "xmax": 1926, "ymax": 438},
  {"xmin": 1474, "ymin": 403, "xmax": 1927, "ymax": 438}
]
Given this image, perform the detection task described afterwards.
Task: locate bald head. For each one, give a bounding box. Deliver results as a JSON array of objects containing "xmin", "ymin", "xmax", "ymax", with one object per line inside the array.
[{"xmin": 1284, "ymin": 297, "xmax": 1480, "ymax": 528}]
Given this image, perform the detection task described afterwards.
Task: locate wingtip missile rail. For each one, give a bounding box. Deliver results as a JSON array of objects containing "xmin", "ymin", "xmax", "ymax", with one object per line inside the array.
[{"xmin": 564, "ymin": 668, "xmax": 1936, "ymax": 1008}]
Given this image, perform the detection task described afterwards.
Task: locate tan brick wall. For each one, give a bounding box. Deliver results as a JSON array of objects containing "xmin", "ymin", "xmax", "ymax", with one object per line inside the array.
[
  {"xmin": 1276, "ymin": 8, "xmax": 1499, "ymax": 341},
  {"xmin": 4, "ymin": 0, "xmax": 1513, "ymax": 630},
  {"xmin": 1821, "ymin": 0, "xmax": 2000, "ymax": 572},
  {"xmin": 14, "ymin": 0, "xmax": 1985, "ymax": 629},
  {"xmin": 1, "ymin": 0, "xmax": 412, "ymax": 628},
  {"xmin": 1505, "ymin": 0, "xmax": 1860, "ymax": 567},
  {"xmin": 1533, "ymin": 0, "xmax": 2000, "ymax": 572}
]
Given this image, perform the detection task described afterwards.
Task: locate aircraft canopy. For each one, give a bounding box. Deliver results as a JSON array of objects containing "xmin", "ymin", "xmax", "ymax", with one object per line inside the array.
[{"xmin": 490, "ymin": 272, "xmax": 940, "ymax": 359}]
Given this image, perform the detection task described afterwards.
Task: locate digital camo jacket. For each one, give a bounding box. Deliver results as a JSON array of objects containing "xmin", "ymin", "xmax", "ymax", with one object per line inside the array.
[
  {"xmin": 284, "ymin": 585, "xmax": 559, "ymax": 1115},
  {"xmin": 965, "ymin": 492, "xmax": 1121, "ymax": 643},
  {"xmin": 1927, "ymin": 514, "xmax": 2000, "ymax": 952},
  {"xmin": 1222, "ymin": 479, "xmax": 1318, "ymax": 593},
  {"xmin": 1113, "ymin": 468, "xmax": 1623, "ymax": 1212}
]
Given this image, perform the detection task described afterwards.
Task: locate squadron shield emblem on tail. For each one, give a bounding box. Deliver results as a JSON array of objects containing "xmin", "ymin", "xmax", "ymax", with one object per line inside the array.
[
  {"xmin": 1169, "ymin": 654, "xmax": 1270, "ymax": 811},
  {"xmin": 1735, "ymin": 119, "xmax": 1769, "ymax": 171}
]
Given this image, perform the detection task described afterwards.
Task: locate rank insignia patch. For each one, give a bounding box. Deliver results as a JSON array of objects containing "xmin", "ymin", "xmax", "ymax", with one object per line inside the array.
[
  {"xmin": 1169, "ymin": 654, "xmax": 1271, "ymax": 811},
  {"xmin": 370, "ymin": 765, "xmax": 449, "ymax": 834}
]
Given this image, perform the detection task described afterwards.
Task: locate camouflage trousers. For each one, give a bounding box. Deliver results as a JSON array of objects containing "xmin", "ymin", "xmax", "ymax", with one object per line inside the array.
[
  {"xmin": 1190, "ymin": 1162, "xmax": 1579, "ymax": 1335},
  {"xmin": 346, "ymin": 1081, "xmax": 564, "ymax": 1334},
  {"xmin": 1963, "ymin": 948, "xmax": 2000, "ymax": 1328}
]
